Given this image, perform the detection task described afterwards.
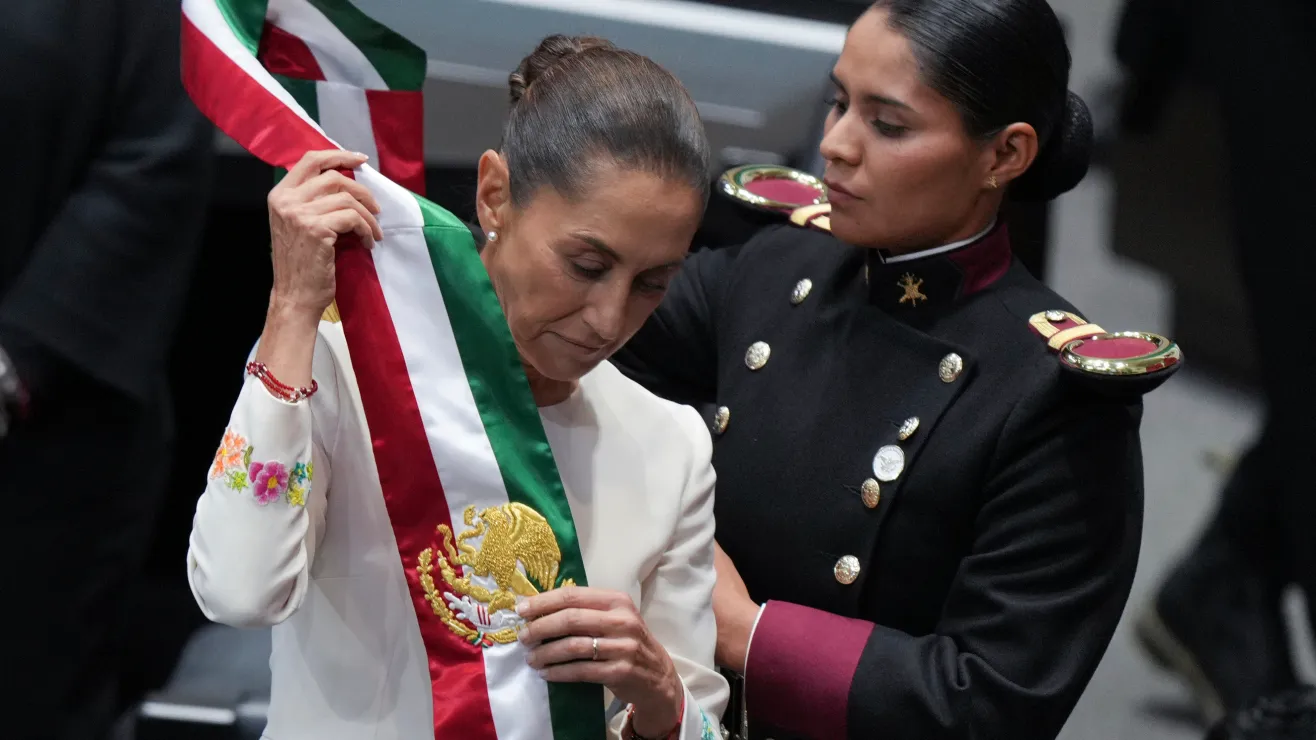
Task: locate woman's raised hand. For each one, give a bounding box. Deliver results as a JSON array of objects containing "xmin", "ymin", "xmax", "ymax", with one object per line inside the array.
[
  {"xmin": 266, "ymin": 150, "xmax": 383, "ymax": 323},
  {"xmin": 518, "ymin": 587, "xmax": 685, "ymax": 737}
]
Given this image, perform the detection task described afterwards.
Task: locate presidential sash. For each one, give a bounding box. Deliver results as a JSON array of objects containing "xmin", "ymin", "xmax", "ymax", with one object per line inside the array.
[{"xmin": 181, "ymin": 1, "xmax": 604, "ymax": 736}]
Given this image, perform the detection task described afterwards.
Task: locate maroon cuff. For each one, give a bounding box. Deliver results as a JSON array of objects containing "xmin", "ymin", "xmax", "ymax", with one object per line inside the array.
[{"xmin": 745, "ymin": 601, "xmax": 876, "ymax": 738}]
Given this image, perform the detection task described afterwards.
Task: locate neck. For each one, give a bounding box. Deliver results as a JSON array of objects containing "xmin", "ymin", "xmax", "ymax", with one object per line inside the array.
[
  {"xmin": 882, "ymin": 208, "xmax": 999, "ymax": 259},
  {"xmin": 524, "ymin": 360, "xmax": 577, "ymax": 407},
  {"xmin": 881, "ymin": 217, "xmax": 998, "ymax": 264}
]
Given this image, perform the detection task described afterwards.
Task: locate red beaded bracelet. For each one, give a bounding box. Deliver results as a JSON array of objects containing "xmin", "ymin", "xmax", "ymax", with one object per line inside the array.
[
  {"xmin": 623, "ymin": 701, "xmax": 684, "ymax": 740},
  {"xmin": 246, "ymin": 361, "xmax": 318, "ymax": 403}
]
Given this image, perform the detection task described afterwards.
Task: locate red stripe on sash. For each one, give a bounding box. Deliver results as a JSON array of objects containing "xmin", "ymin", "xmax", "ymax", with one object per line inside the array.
[
  {"xmin": 182, "ymin": 13, "xmax": 498, "ymax": 736},
  {"xmin": 182, "ymin": 14, "xmax": 332, "ymax": 169},
  {"xmin": 336, "ymin": 239, "xmax": 498, "ymax": 738},
  {"xmin": 366, "ymin": 88, "xmax": 427, "ymax": 196},
  {"xmin": 258, "ymin": 22, "xmax": 326, "ymax": 81}
]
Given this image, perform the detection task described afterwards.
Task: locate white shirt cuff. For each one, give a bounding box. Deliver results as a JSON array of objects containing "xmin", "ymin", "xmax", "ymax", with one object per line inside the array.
[{"xmin": 744, "ymin": 602, "xmax": 768, "ymax": 673}]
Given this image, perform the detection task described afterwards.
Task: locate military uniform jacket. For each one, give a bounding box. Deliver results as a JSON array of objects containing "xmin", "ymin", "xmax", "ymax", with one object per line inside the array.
[{"xmin": 613, "ymin": 222, "xmax": 1148, "ymax": 740}]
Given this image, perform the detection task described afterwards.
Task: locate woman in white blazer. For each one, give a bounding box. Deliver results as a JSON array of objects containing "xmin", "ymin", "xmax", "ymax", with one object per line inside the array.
[{"xmin": 187, "ymin": 35, "xmax": 727, "ymax": 740}]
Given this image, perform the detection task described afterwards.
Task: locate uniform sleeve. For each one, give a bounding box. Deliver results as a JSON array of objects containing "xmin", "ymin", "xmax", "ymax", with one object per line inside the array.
[
  {"xmin": 630, "ymin": 404, "xmax": 730, "ymax": 738},
  {"xmin": 745, "ymin": 371, "xmax": 1145, "ymax": 739},
  {"xmin": 611, "ymin": 243, "xmax": 743, "ymax": 407},
  {"xmin": 186, "ymin": 329, "xmax": 340, "ymax": 628}
]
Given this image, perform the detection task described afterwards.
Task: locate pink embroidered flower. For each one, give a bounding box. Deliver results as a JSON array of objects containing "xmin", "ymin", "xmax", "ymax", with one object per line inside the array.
[{"xmin": 248, "ymin": 461, "xmax": 290, "ymax": 505}]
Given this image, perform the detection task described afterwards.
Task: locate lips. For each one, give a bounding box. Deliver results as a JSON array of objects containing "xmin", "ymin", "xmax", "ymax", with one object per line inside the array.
[
  {"xmin": 824, "ymin": 178, "xmax": 859, "ymax": 201},
  {"xmin": 556, "ymin": 334, "xmax": 607, "ymax": 353}
]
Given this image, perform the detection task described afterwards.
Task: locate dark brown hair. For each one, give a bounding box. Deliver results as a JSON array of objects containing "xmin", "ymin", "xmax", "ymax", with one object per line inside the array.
[
  {"xmin": 869, "ymin": 0, "xmax": 1093, "ymax": 201},
  {"xmin": 502, "ymin": 35, "xmax": 711, "ymax": 206}
]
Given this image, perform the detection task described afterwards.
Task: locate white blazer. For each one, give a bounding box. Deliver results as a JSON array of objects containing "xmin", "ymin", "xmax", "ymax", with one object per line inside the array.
[{"xmin": 187, "ymin": 321, "xmax": 728, "ymax": 739}]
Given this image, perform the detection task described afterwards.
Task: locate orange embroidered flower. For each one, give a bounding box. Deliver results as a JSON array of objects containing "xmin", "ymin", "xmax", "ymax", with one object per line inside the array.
[{"xmin": 210, "ymin": 429, "xmax": 249, "ymax": 479}]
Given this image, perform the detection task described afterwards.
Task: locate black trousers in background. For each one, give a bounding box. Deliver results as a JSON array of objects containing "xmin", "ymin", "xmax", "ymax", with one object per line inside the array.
[
  {"xmin": 0, "ymin": 383, "xmax": 172, "ymax": 740},
  {"xmin": 1201, "ymin": 0, "xmax": 1316, "ymax": 620}
]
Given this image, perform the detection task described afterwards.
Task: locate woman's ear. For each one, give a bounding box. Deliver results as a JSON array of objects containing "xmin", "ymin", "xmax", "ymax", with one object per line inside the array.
[
  {"xmin": 985, "ymin": 122, "xmax": 1039, "ymax": 189},
  {"xmin": 476, "ymin": 150, "xmax": 512, "ymax": 234}
]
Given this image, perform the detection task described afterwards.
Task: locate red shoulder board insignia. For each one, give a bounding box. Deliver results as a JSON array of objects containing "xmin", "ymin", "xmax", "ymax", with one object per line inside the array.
[
  {"xmin": 1028, "ymin": 310, "xmax": 1183, "ymax": 395},
  {"xmin": 719, "ymin": 164, "xmax": 827, "ymax": 213}
]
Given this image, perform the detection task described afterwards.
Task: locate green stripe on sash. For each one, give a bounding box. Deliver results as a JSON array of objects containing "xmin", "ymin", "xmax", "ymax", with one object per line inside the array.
[
  {"xmin": 212, "ymin": 0, "xmax": 268, "ymax": 55},
  {"xmin": 415, "ymin": 196, "xmax": 606, "ymax": 740},
  {"xmin": 306, "ymin": 0, "xmax": 428, "ymax": 90}
]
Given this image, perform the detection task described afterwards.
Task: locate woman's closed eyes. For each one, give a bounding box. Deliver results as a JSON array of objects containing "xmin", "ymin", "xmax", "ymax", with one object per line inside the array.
[{"xmin": 568, "ymin": 257, "xmax": 670, "ymax": 295}]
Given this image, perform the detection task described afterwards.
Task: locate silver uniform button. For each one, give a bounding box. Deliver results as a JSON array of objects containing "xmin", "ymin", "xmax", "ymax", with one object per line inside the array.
[
  {"xmin": 898, "ymin": 416, "xmax": 920, "ymax": 441},
  {"xmin": 745, "ymin": 341, "xmax": 771, "ymax": 370},
  {"xmin": 834, "ymin": 555, "xmax": 861, "ymax": 585},
  {"xmin": 939, "ymin": 353, "xmax": 964, "ymax": 383},
  {"xmin": 713, "ymin": 406, "xmax": 731, "ymax": 434},
  {"xmin": 861, "ymin": 479, "xmax": 882, "ymax": 509},
  {"xmin": 1045, "ymin": 310, "xmax": 1067, "ymax": 323},
  {"xmin": 790, "ymin": 278, "xmax": 814, "ymax": 305},
  {"xmin": 873, "ymin": 445, "xmax": 906, "ymax": 482}
]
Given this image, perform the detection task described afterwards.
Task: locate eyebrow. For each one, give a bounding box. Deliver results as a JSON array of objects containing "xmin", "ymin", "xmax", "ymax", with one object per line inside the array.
[
  {"xmin": 572, "ymin": 232, "xmax": 682, "ymax": 271},
  {"xmin": 830, "ymin": 72, "xmax": 913, "ymax": 111},
  {"xmin": 573, "ymin": 233, "xmax": 621, "ymax": 261}
]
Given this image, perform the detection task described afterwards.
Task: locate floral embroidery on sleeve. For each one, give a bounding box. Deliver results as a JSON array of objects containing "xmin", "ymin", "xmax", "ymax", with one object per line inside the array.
[
  {"xmin": 209, "ymin": 427, "xmax": 311, "ymax": 507},
  {"xmin": 210, "ymin": 429, "xmax": 247, "ymax": 479},
  {"xmin": 700, "ymin": 710, "xmax": 718, "ymax": 740}
]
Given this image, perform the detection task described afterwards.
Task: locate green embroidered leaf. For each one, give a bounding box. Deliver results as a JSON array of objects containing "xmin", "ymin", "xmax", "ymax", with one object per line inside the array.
[
  {"xmin": 242, "ymin": 446, "xmax": 253, "ymax": 469},
  {"xmin": 226, "ymin": 470, "xmax": 249, "ymax": 491}
]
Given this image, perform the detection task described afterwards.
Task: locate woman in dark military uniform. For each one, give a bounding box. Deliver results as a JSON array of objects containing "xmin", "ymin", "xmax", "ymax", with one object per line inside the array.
[{"xmin": 612, "ymin": 1, "xmax": 1181, "ymax": 738}]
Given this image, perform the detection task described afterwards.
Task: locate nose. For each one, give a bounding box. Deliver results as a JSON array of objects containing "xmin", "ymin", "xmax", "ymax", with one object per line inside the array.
[
  {"xmin": 819, "ymin": 112, "xmax": 861, "ymax": 168},
  {"xmin": 582, "ymin": 280, "xmax": 629, "ymax": 345}
]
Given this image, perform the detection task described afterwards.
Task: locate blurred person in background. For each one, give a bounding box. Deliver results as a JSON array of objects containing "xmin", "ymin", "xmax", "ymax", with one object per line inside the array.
[
  {"xmin": 0, "ymin": 0, "xmax": 213, "ymax": 737},
  {"xmin": 1205, "ymin": 688, "xmax": 1316, "ymax": 740},
  {"xmin": 1119, "ymin": 0, "xmax": 1316, "ymax": 730}
]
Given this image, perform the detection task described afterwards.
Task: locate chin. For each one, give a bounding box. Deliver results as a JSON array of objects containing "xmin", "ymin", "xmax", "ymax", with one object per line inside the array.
[
  {"xmin": 529, "ymin": 351, "xmax": 601, "ymax": 384},
  {"xmin": 827, "ymin": 209, "xmax": 872, "ymax": 247}
]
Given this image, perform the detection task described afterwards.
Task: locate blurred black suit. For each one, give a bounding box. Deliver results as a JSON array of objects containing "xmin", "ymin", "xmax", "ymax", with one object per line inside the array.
[
  {"xmin": 1120, "ymin": 0, "xmax": 1316, "ymax": 722},
  {"xmin": 0, "ymin": 0, "xmax": 213, "ymax": 736}
]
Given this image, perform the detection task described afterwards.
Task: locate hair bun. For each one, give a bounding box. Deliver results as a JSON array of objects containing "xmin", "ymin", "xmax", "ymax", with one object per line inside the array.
[
  {"xmin": 509, "ymin": 34, "xmax": 617, "ymax": 105},
  {"xmin": 1011, "ymin": 91, "xmax": 1094, "ymax": 202}
]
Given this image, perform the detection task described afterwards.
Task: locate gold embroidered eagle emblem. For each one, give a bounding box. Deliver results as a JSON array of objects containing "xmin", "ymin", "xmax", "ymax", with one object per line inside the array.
[
  {"xmin": 898, "ymin": 273, "xmax": 928, "ymax": 306},
  {"xmin": 417, "ymin": 503, "xmax": 573, "ymax": 648}
]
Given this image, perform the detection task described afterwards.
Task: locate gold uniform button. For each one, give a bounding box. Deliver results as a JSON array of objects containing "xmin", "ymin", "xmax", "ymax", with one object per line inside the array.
[
  {"xmin": 898, "ymin": 416, "xmax": 920, "ymax": 441},
  {"xmin": 790, "ymin": 278, "xmax": 814, "ymax": 305},
  {"xmin": 861, "ymin": 478, "xmax": 881, "ymax": 508},
  {"xmin": 939, "ymin": 353, "xmax": 964, "ymax": 383},
  {"xmin": 834, "ymin": 555, "xmax": 861, "ymax": 585},
  {"xmin": 745, "ymin": 341, "xmax": 771, "ymax": 370},
  {"xmin": 713, "ymin": 406, "xmax": 731, "ymax": 434}
]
